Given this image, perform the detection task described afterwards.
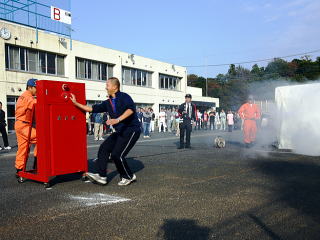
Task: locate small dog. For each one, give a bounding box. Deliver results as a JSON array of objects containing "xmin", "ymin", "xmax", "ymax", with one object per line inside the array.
[{"xmin": 214, "ymin": 136, "xmax": 226, "ymax": 148}]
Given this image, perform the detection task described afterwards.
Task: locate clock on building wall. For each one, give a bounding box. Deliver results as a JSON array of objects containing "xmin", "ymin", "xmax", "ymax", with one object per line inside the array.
[{"xmin": 0, "ymin": 27, "xmax": 11, "ymax": 40}]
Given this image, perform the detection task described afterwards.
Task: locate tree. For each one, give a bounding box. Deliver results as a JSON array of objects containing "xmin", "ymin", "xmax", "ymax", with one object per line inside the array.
[
  {"xmin": 187, "ymin": 74, "xmax": 199, "ymax": 86},
  {"xmin": 227, "ymin": 64, "xmax": 236, "ymax": 77},
  {"xmin": 265, "ymin": 58, "xmax": 290, "ymax": 77},
  {"xmin": 293, "ymin": 56, "xmax": 320, "ymax": 80},
  {"xmin": 187, "ymin": 55, "xmax": 320, "ymax": 111},
  {"xmin": 207, "ymin": 78, "xmax": 223, "ymax": 98},
  {"xmin": 187, "ymin": 74, "xmax": 206, "ymax": 96},
  {"xmin": 250, "ymin": 64, "xmax": 265, "ymax": 81}
]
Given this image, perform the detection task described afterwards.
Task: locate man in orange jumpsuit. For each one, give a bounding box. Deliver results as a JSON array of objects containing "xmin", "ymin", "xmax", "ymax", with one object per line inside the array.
[
  {"xmin": 238, "ymin": 95, "xmax": 261, "ymax": 148},
  {"xmin": 15, "ymin": 78, "xmax": 37, "ymax": 174}
]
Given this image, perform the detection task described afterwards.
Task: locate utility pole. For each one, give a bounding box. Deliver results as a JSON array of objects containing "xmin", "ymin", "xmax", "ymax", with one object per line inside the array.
[{"xmin": 205, "ymin": 56, "xmax": 208, "ymax": 96}]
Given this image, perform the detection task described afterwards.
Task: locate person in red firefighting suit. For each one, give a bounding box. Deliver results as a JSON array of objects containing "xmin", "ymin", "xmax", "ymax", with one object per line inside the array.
[
  {"xmin": 238, "ymin": 95, "xmax": 261, "ymax": 148},
  {"xmin": 15, "ymin": 78, "xmax": 37, "ymax": 175}
]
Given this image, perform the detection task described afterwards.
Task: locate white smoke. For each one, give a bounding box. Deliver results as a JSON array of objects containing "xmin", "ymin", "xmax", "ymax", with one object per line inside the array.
[
  {"xmin": 275, "ymin": 82, "xmax": 320, "ymax": 156},
  {"xmin": 247, "ymin": 79, "xmax": 320, "ymax": 156}
]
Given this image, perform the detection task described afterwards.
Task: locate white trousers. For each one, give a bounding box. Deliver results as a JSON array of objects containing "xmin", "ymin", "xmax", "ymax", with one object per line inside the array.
[{"xmin": 159, "ymin": 121, "xmax": 167, "ymax": 132}]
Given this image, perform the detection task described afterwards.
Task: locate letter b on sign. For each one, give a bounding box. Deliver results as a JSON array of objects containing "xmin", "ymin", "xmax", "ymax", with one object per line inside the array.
[
  {"xmin": 53, "ymin": 8, "xmax": 60, "ymax": 20},
  {"xmin": 51, "ymin": 6, "xmax": 72, "ymax": 24}
]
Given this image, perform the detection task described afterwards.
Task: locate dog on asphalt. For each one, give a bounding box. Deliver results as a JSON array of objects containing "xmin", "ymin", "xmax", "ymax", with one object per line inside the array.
[{"xmin": 214, "ymin": 136, "xmax": 226, "ymax": 148}]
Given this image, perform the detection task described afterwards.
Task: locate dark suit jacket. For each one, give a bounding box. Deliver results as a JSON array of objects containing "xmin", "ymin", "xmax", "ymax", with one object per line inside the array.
[
  {"xmin": 0, "ymin": 109, "xmax": 6, "ymax": 127},
  {"xmin": 178, "ymin": 102, "xmax": 197, "ymax": 121}
]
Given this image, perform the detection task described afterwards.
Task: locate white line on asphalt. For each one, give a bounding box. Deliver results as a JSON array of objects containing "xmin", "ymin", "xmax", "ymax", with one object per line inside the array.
[
  {"xmin": 0, "ymin": 152, "xmax": 19, "ymax": 157},
  {"xmin": 69, "ymin": 193, "xmax": 130, "ymax": 206}
]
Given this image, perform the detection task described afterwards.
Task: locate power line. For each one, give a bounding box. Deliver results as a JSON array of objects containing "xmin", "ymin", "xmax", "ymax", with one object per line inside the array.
[
  {"xmin": 184, "ymin": 49, "xmax": 320, "ymax": 68},
  {"xmin": 187, "ymin": 68, "xmax": 320, "ymax": 82}
]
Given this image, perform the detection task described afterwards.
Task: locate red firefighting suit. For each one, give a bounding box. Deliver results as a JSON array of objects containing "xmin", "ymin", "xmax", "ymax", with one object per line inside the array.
[
  {"xmin": 238, "ymin": 103, "xmax": 261, "ymax": 144},
  {"xmin": 15, "ymin": 90, "xmax": 37, "ymax": 169}
]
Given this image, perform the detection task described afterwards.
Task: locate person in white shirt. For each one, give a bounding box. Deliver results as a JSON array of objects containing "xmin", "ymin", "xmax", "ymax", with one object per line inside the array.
[
  {"xmin": 171, "ymin": 108, "xmax": 178, "ymax": 133},
  {"xmin": 166, "ymin": 109, "xmax": 173, "ymax": 132},
  {"xmin": 195, "ymin": 110, "xmax": 202, "ymax": 130},
  {"xmin": 227, "ymin": 110, "xmax": 234, "ymax": 132},
  {"xmin": 158, "ymin": 108, "xmax": 167, "ymax": 132},
  {"xmin": 215, "ymin": 112, "xmax": 220, "ymax": 130},
  {"xmin": 149, "ymin": 109, "xmax": 155, "ymax": 132},
  {"xmin": 220, "ymin": 109, "xmax": 227, "ymax": 131}
]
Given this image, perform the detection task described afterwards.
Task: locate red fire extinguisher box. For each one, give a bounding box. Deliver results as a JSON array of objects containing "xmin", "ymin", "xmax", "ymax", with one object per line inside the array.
[{"xmin": 18, "ymin": 80, "xmax": 88, "ymax": 187}]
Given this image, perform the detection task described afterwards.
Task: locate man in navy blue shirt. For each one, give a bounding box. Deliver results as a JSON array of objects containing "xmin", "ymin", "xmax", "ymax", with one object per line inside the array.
[{"xmin": 70, "ymin": 77, "xmax": 141, "ymax": 186}]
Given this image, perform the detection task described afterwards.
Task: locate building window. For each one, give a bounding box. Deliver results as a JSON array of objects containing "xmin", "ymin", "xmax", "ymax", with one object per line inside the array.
[
  {"xmin": 122, "ymin": 67, "xmax": 152, "ymax": 87},
  {"xmin": 28, "ymin": 49, "xmax": 37, "ymax": 72},
  {"xmin": 39, "ymin": 51, "xmax": 46, "ymax": 73},
  {"xmin": 75, "ymin": 57, "xmax": 114, "ymax": 81},
  {"xmin": 57, "ymin": 55, "xmax": 65, "ymax": 76},
  {"xmin": 5, "ymin": 44, "xmax": 65, "ymax": 76},
  {"xmin": 47, "ymin": 53, "xmax": 56, "ymax": 75},
  {"xmin": 6, "ymin": 96, "xmax": 19, "ymax": 133},
  {"xmin": 136, "ymin": 103, "xmax": 153, "ymax": 109},
  {"xmin": 159, "ymin": 74, "xmax": 181, "ymax": 91},
  {"xmin": 159, "ymin": 104, "xmax": 179, "ymax": 112},
  {"xmin": 86, "ymin": 100, "xmax": 103, "ymax": 106},
  {"xmin": 9, "ymin": 45, "xmax": 19, "ymax": 70}
]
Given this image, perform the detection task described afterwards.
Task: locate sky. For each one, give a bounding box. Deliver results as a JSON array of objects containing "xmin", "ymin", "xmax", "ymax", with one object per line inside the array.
[{"xmin": 67, "ymin": 0, "xmax": 320, "ymax": 78}]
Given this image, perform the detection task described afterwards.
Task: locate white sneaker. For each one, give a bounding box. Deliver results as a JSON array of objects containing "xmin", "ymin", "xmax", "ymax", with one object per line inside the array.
[
  {"xmin": 4, "ymin": 146, "xmax": 11, "ymax": 150},
  {"xmin": 99, "ymin": 137, "xmax": 105, "ymax": 141},
  {"xmin": 86, "ymin": 172, "xmax": 107, "ymax": 185},
  {"xmin": 118, "ymin": 174, "xmax": 136, "ymax": 186},
  {"xmin": 0, "ymin": 147, "xmax": 2, "ymax": 150},
  {"xmin": 132, "ymin": 174, "xmax": 137, "ymax": 181},
  {"xmin": 94, "ymin": 138, "xmax": 99, "ymax": 141}
]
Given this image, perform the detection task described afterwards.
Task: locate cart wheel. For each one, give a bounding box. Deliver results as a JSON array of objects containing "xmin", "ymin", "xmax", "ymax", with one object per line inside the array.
[
  {"xmin": 44, "ymin": 182, "xmax": 51, "ymax": 189},
  {"xmin": 81, "ymin": 175, "xmax": 88, "ymax": 181},
  {"xmin": 17, "ymin": 177, "xmax": 25, "ymax": 183}
]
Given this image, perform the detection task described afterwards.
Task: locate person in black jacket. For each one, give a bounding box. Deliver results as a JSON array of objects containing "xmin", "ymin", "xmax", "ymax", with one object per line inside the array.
[
  {"xmin": 177, "ymin": 94, "xmax": 197, "ymax": 149},
  {"xmin": 0, "ymin": 102, "xmax": 11, "ymax": 150},
  {"xmin": 70, "ymin": 77, "xmax": 141, "ymax": 186}
]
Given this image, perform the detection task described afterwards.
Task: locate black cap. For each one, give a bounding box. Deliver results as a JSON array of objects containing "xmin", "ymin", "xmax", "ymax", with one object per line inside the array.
[{"xmin": 185, "ymin": 94, "xmax": 192, "ymax": 98}]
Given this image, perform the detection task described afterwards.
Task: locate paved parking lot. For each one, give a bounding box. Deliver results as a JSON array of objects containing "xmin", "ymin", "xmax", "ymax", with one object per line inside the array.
[{"xmin": 1, "ymin": 129, "xmax": 320, "ymax": 240}]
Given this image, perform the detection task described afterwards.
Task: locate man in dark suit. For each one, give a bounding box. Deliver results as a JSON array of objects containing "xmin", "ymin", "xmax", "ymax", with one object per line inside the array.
[{"xmin": 178, "ymin": 94, "xmax": 197, "ymax": 149}]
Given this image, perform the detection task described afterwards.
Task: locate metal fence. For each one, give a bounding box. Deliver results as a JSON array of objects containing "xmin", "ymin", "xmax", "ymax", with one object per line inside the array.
[{"xmin": 0, "ymin": 0, "xmax": 71, "ymax": 37}]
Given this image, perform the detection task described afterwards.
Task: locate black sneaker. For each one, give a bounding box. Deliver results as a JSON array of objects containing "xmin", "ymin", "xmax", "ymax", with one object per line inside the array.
[
  {"xmin": 177, "ymin": 146, "xmax": 184, "ymax": 149},
  {"xmin": 15, "ymin": 169, "xmax": 22, "ymax": 178}
]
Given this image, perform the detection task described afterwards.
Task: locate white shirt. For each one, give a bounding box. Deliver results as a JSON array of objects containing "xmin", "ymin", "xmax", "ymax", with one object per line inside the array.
[
  {"xmin": 185, "ymin": 103, "xmax": 192, "ymax": 118},
  {"xmin": 159, "ymin": 111, "xmax": 166, "ymax": 121}
]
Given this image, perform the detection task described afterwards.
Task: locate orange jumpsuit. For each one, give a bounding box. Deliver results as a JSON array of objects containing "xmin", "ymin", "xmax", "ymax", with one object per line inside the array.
[
  {"xmin": 15, "ymin": 90, "xmax": 37, "ymax": 169},
  {"xmin": 238, "ymin": 103, "xmax": 261, "ymax": 144}
]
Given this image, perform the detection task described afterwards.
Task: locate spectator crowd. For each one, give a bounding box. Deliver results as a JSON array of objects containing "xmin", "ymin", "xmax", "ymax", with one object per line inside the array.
[{"xmin": 83, "ymin": 106, "xmax": 243, "ymax": 141}]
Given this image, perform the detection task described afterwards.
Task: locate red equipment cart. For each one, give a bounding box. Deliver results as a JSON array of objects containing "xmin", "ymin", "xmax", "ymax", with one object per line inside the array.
[{"xmin": 17, "ymin": 80, "xmax": 88, "ymax": 188}]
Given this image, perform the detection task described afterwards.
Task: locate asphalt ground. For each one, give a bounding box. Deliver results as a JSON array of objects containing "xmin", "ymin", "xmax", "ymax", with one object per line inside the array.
[{"xmin": 0, "ymin": 128, "xmax": 320, "ymax": 240}]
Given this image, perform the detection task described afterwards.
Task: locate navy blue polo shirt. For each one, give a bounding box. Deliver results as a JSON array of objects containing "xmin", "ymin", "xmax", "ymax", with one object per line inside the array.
[{"xmin": 92, "ymin": 91, "xmax": 140, "ymax": 132}]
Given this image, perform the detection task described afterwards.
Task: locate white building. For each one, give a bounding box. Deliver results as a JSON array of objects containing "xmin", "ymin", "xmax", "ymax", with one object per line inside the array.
[{"xmin": 0, "ymin": 20, "xmax": 219, "ymax": 132}]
